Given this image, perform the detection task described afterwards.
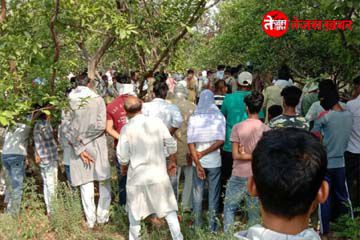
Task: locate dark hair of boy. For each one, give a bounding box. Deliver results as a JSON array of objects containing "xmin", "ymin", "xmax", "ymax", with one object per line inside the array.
[
  {"xmin": 251, "ymin": 128, "xmax": 328, "ymax": 219},
  {"xmin": 153, "ymin": 81, "xmax": 169, "ymax": 99},
  {"xmin": 281, "ymin": 86, "xmax": 302, "ymax": 107},
  {"xmin": 244, "ymin": 91, "xmax": 264, "ymax": 114},
  {"xmin": 217, "ymin": 65, "xmax": 226, "ymax": 71},
  {"xmin": 268, "ymin": 105, "xmax": 283, "ymax": 121},
  {"xmin": 353, "ymin": 75, "xmax": 360, "ymax": 86},
  {"xmin": 278, "ymin": 64, "xmax": 291, "ymax": 81},
  {"xmin": 187, "ymin": 69, "xmax": 195, "ymax": 75},
  {"xmin": 318, "ymin": 80, "xmax": 339, "ymax": 110}
]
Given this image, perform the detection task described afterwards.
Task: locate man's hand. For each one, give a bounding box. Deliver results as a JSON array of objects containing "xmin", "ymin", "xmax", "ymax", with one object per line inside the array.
[
  {"xmin": 35, "ymin": 154, "xmax": 41, "ymax": 165},
  {"xmin": 186, "ymin": 153, "xmax": 192, "ymax": 165},
  {"xmin": 167, "ymin": 162, "xmax": 177, "ymax": 177},
  {"xmin": 121, "ymin": 165, "xmax": 128, "ymax": 176},
  {"xmin": 80, "ymin": 151, "xmax": 94, "ymax": 165},
  {"xmin": 196, "ymin": 151, "xmax": 204, "ymax": 160},
  {"xmin": 196, "ymin": 164, "xmax": 206, "ymax": 180}
]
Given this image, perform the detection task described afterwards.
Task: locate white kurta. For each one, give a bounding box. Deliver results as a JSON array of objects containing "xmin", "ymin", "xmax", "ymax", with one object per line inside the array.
[{"xmin": 117, "ymin": 114, "xmax": 178, "ymax": 221}]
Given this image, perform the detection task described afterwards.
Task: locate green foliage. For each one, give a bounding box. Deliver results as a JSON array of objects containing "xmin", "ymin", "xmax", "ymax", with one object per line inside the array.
[
  {"xmin": 184, "ymin": 0, "xmax": 360, "ymax": 84},
  {"xmin": 332, "ymin": 208, "xmax": 360, "ymax": 239}
]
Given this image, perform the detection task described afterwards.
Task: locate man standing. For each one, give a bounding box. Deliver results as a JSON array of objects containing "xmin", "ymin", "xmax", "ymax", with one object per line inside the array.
[
  {"xmin": 345, "ymin": 76, "xmax": 360, "ymax": 213},
  {"xmin": 169, "ymin": 85, "xmax": 196, "ymax": 211},
  {"xmin": 117, "ymin": 96, "xmax": 183, "ymax": 240},
  {"xmin": 2, "ymin": 119, "xmax": 31, "ymax": 215},
  {"xmin": 311, "ymin": 80, "xmax": 353, "ymax": 237},
  {"xmin": 142, "ymin": 81, "xmax": 183, "ymax": 192},
  {"xmin": 269, "ymin": 86, "xmax": 309, "ymax": 130},
  {"xmin": 263, "ymin": 65, "xmax": 293, "ymax": 122},
  {"xmin": 66, "ymin": 77, "xmax": 111, "ymax": 228},
  {"xmin": 105, "ymin": 85, "xmax": 135, "ymax": 206},
  {"xmin": 220, "ymin": 71, "xmax": 253, "ymax": 206}
]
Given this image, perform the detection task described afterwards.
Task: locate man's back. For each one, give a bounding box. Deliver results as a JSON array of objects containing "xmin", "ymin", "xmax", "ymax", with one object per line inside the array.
[
  {"xmin": 106, "ymin": 95, "xmax": 128, "ymax": 134},
  {"xmin": 142, "ymin": 98, "xmax": 182, "ymax": 129},
  {"xmin": 221, "ymin": 91, "xmax": 251, "ymax": 152},
  {"xmin": 313, "ymin": 110, "xmax": 353, "ymax": 168},
  {"xmin": 346, "ymin": 96, "xmax": 360, "ymax": 153},
  {"xmin": 119, "ymin": 115, "xmax": 174, "ymax": 186}
]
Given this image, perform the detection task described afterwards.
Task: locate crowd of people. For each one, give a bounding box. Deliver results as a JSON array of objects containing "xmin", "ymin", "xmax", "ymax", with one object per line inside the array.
[{"xmin": 1, "ymin": 64, "xmax": 360, "ymax": 240}]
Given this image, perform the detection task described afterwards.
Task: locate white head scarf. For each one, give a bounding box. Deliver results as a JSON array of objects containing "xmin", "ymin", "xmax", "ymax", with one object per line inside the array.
[{"xmin": 187, "ymin": 90, "xmax": 226, "ymax": 143}]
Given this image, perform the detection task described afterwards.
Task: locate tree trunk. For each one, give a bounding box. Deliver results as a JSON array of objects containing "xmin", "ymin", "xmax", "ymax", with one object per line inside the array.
[
  {"xmin": 87, "ymin": 35, "xmax": 115, "ymax": 81},
  {"xmin": 50, "ymin": 0, "xmax": 60, "ymax": 94},
  {"xmin": 0, "ymin": 0, "xmax": 6, "ymax": 23}
]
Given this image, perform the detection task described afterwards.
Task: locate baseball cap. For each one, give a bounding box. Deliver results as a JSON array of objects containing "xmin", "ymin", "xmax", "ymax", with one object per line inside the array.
[{"xmin": 237, "ymin": 71, "xmax": 253, "ymax": 86}]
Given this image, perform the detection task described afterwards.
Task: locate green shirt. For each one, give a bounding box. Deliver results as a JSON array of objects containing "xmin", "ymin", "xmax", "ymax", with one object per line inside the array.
[{"xmin": 221, "ymin": 91, "xmax": 251, "ymax": 152}]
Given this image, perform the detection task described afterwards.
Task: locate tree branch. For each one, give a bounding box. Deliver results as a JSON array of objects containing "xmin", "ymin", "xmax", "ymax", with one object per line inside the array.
[
  {"xmin": 76, "ymin": 38, "xmax": 90, "ymax": 62},
  {"xmin": 0, "ymin": 0, "xmax": 5, "ymax": 23},
  {"xmin": 150, "ymin": 0, "xmax": 207, "ymax": 73},
  {"xmin": 50, "ymin": 0, "xmax": 60, "ymax": 93},
  {"xmin": 88, "ymin": 35, "xmax": 116, "ymax": 81},
  {"xmin": 205, "ymin": 0, "xmax": 222, "ymax": 10}
]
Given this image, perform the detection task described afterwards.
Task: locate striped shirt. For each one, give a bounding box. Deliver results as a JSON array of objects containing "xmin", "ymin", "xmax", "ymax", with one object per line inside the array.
[
  {"xmin": 214, "ymin": 94, "xmax": 225, "ymax": 110},
  {"xmin": 34, "ymin": 120, "xmax": 58, "ymax": 165}
]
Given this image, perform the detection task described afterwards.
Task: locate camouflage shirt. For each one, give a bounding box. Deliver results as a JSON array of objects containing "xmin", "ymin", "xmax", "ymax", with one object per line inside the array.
[{"xmin": 269, "ymin": 114, "xmax": 309, "ymax": 131}]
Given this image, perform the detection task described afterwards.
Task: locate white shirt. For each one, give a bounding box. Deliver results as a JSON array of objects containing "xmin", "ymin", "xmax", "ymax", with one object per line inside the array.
[
  {"xmin": 193, "ymin": 141, "xmax": 222, "ymax": 168},
  {"xmin": 3, "ymin": 123, "xmax": 31, "ymax": 156},
  {"xmin": 142, "ymin": 98, "xmax": 183, "ymax": 129},
  {"xmin": 117, "ymin": 114, "xmax": 178, "ymax": 220},
  {"xmin": 346, "ymin": 95, "xmax": 360, "ymax": 153}
]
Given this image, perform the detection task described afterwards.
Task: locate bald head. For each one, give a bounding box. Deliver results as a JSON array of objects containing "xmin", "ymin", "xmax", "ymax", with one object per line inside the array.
[{"xmin": 124, "ymin": 96, "xmax": 142, "ymax": 115}]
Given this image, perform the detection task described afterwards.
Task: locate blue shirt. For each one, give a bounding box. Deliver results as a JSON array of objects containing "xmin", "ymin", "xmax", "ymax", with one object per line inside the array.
[{"xmin": 312, "ymin": 110, "xmax": 353, "ymax": 169}]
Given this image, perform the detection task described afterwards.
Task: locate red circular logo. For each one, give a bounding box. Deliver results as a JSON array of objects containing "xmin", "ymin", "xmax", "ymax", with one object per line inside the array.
[{"xmin": 262, "ymin": 10, "xmax": 289, "ymax": 38}]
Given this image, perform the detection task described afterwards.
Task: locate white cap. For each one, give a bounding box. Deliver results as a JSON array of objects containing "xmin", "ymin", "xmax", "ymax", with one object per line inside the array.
[{"xmin": 237, "ymin": 71, "xmax": 253, "ymax": 86}]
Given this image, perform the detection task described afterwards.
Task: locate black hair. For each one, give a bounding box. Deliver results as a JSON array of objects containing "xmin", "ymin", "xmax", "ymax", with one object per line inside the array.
[
  {"xmin": 268, "ymin": 105, "xmax": 283, "ymax": 121},
  {"xmin": 318, "ymin": 79, "xmax": 339, "ymax": 110},
  {"xmin": 281, "ymin": 86, "xmax": 302, "ymax": 107},
  {"xmin": 153, "ymin": 81, "xmax": 169, "ymax": 99},
  {"xmin": 217, "ymin": 65, "xmax": 226, "ymax": 71},
  {"xmin": 116, "ymin": 73, "xmax": 130, "ymax": 84},
  {"xmin": 244, "ymin": 91, "xmax": 264, "ymax": 114},
  {"xmin": 353, "ymin": 76, "xmax": 360, "ymax": 86},
  {"xmin": 187, "ymin": 69, "xmax": 195, "ymax": 75},
  {"xmin": 278, "ymin": 64, "xmax": 291, "ymax": 81},
  {"xmin": 124, "ymin": 98, "xmax": 142, "ymax": 114},
  {"xmin": 252, "ymin": 128, "xmax": 327, "ymax": 219}
]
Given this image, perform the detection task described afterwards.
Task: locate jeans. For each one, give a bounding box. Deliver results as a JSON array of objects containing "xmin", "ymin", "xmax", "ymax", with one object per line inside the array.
[
  {"xmin": 2, "ymin": 154, "xmax": 25, "ymax": 216},
  {"xmin": 40, "ymin": 162, "xmax": 58, "ymax": 214},
  {"xmin": 319, "ymin": 168, "xmax": 353, "ymax": 234},
  {"xmin": 64, "ymin": 165, "xmax": 71, "ymax": 184},
  {"xmin": 192, "ymin": 166, "xmax": 221, "ymax": 231},
  {"xmin": 177, "ymin": 165, "xmax": 193, "ymax": 210},
  {"xmin": 223, "ymin": 176, "xmax": 259, "ymax": 232},
  {"xmin": 115, "ymin": 159, "xmax": 127, "ymax": 206},
  {"xmin": 129, "ymin": 210, "xmax": 183, "ymax": 240},
  {"xmin": 345, "ymin": 151, "xmax": 360, "ymax": 214}
]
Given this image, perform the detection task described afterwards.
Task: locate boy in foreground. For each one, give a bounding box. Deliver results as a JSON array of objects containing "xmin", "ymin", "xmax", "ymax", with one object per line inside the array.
[{"xmin": 235, "ymin": 128, "xmax": 329, "ymax": 239}]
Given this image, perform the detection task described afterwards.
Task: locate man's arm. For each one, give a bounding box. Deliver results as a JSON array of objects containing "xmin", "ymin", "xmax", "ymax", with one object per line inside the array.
[
  {"xmin": 106, "ymin": 119, "xmax": 120, "ymax": 140},
  {"xmin": 117, "ymin": 127, "xmax": 130, "ymax": 176},
  {"xmin": 197, "ymin": 140, "xmax": 224, "ymax": 159},
  {"xmin": 188, "ymin": 143, "xmax": 205, "ymax": 180},
  {"xmin": 232, "ymin": 142, "xmax": 252, "ymax": 161}
]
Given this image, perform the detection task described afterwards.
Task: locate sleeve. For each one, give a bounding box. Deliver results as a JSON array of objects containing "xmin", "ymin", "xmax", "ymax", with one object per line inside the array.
[
  {"xmin": 230, "ymin": 124, "xmax": 240, "ymax": 143},
  {"xmin": 33, "ymin": 123, "xmax": 41, "ymax": 155},
  {"xmin": 106, "ymin": 105, "xmax": 113, "ymax": 121},
  {"xmin": 78, "ymin": 98, "xmax": 107, "ymax": 146},
  {"xmin": 65, "ymin": 98, "xmax": 107, "ymax": 155},
  {"xmin": 170, "ymin": 105, "xmax": 183, "ymax": 129},
  {"xmin": 221, "ymin": 96, "xmax": 228, "ymax": 116},
  {"xmin": 161, "ymin": 121, "xmax": 177, "ymax": 155},
  {"xmin": 117, "ymin": 126, "xmax": 130, "ymax": 165}
]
